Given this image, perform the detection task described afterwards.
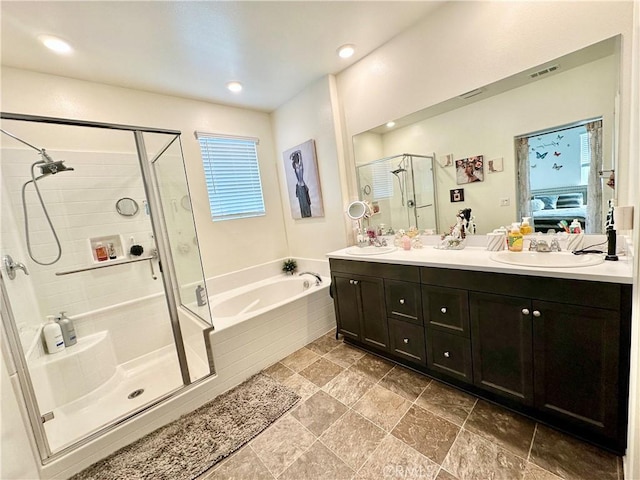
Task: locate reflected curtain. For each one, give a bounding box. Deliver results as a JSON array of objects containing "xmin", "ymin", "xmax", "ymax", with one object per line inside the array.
[
  {"xmin": 516, "ymin": 137, "xmax": 530, "ymax": 220},
  {"xmin": 586, "ymin": 120, "xmax": 603, "ymax": 233}
]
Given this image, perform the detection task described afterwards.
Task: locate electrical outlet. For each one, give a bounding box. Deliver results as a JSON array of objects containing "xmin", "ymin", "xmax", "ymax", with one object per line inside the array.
[{"xmin": 499, "ymin": 198, "xmax": 510, "ymax": 207}]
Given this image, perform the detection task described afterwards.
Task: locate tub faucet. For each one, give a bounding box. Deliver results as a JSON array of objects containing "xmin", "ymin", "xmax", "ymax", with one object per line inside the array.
[{"xmin": 299, "ymin": 272, "xmax": 322, "ymax": 286}]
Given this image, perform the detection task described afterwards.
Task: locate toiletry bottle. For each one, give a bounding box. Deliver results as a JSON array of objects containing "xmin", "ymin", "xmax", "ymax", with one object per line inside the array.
[
  {"xmin": 107, "ymin": 242, "xmax": 117, "ymax": 260},
  {"xmin": 402, "ymin": 235, "xmax": 411, "ymax": 250},
  {"xmin": 569, "ymin": 219, "xmax": 582, "ymax": 234},
  {"xmin": 95, "ymin": 242, "xmax": 108, "ymax": 261},
  {"xmin": 43, "ymin": 315, "xmax": 65, "ymax": 354},
  {"xmin": 520, "ymin": 217, "xmax": 533, "ymax": 235},
  {"xmin": 508, "ymin": 223, "xmax": 524, "ymax": 252},
  {"xmin": 55, "ymin": 312, "xmax": 77, "ymax": 346}
]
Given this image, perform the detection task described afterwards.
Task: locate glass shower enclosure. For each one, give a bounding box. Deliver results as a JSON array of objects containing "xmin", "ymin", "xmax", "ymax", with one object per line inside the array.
[
  {"xmin": 1, "ymin": 113, "xmax": 214, "ymax": 462},
  {"xmin": 356, "ymin": 153, "xmax": 438, "ymax": 233}
]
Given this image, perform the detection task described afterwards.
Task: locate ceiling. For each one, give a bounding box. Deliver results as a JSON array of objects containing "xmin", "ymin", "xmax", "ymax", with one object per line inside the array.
[{"xmin": 1, "ymin": 1, "xmax": 444, "ymax": 112}]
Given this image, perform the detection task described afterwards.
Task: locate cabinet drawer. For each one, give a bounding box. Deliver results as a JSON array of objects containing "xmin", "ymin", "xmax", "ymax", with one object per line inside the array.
[
  {"xmin": 385, "ymin": 279, "xmax": 422, "ymax": 325},
  {"xmin": 422, "ymin": 285, "xmax": 469, "ymax": 336},
  {"xmin": 389, "ymin": 318, "xmax": 426, "ymax": 365},
  {"xmin": 330, "ymin": 259, "xmax": 420, "ymax": 282},
  {"xmin": 426, "ymin": 329, "xmax": 472, "ymax": 383}
]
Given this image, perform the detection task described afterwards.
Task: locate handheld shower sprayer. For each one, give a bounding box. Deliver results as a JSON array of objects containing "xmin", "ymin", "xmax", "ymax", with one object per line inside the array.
[{"xmin": 1, "ymin": 128, "xmax": 75, "ymax": 265}]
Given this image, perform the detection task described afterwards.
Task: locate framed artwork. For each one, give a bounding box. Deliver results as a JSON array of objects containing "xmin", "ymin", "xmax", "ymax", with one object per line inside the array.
[
  {"xmin": 455, "ymin": 155, "xmax": 484, "ymax": 184},
  {"xmin": 487, "ymin": 157, "xmax": 504, "ymax": 173},
  {"xmin": 283, "ymin": 139, "xmax": 324, "ymax": 219}
]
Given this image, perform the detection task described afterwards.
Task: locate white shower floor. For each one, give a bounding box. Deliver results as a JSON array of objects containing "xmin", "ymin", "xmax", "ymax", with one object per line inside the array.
[{"xmin": 43, "ymin": 345, "xmax": 184, "ymax": 452}]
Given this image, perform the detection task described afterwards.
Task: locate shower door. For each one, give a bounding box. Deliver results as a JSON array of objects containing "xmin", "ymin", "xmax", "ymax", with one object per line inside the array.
[{"xmin": 0, "ymin": 114, "xmax": 211, "ymax": 461}]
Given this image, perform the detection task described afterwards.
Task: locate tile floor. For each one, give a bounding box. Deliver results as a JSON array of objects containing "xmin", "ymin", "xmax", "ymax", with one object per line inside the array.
[{"xmin": 200, "ymin": 332, "xmax": 623, "ymax": 480}]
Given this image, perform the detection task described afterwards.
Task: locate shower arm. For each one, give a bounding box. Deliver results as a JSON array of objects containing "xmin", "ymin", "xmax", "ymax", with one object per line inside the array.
[{"xmin": 1, "ymin": 128, "xmax": 43, "ymax": 154}]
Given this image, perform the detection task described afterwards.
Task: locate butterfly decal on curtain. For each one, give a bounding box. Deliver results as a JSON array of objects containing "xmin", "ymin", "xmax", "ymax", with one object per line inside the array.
[
  {"xmin": 536, "ymin": 151, "xmax": 548, "ymax": 159},
  {"xmin": 554, "ymin": 151, "xmax": 561, "ymax": 156},
  {"xmin": 552, "ymin": 163, "xmax": 563, "ymax": 170}
]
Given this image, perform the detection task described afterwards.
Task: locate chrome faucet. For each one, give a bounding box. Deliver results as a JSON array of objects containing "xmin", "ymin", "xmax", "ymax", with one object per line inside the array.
[
  {"xmin": 299, "ymin": 272, "xmax": 322, "ymax": 286},
  {"xmin": 549, "ymin": 237, "xmax": 561, "ymax": 252},
  {"xmin": 529, "ymin": 239, "xmax": 550, "ymax": 252}
]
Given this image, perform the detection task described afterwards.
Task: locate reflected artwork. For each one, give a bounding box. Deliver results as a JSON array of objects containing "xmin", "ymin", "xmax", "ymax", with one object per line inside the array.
[{"xmin": 456, "ymin": 155, "xmax": 484, "ymax": 184}]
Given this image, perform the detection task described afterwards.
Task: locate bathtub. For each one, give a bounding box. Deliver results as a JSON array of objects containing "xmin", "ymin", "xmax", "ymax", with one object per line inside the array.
[{"xmin": 209, "ymin": 274, "xmax": 329, "ymax": 332}]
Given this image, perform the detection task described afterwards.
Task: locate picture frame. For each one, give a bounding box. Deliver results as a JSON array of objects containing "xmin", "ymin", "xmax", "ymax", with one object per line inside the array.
[
  {"xmin": 456, "ymin": 155, "xmax": 484, "ymax": 184},
  {"xmin": 283, "ymin": 139, "xmax": 324, "ymax": 219}
]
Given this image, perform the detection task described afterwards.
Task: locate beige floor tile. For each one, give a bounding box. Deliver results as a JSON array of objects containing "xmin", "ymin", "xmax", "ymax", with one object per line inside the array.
[
  {"xmin": 353, "ymin": 384, "xmax": 411, "ymax": 432},
  {"xmin": 281, "ymin": 373, "xmax": 319, "ymax": 401},
  {"xmin": 349, "ymin": 353, "xmax": 394, "ymax": 382},
  {"xmin": 279, "ymin": 440, "xmax": 354, "ymax": 480},
  {"xmin": 299, "ymin": 357, "xmax": 344, "ymax": 387},
  {"xmin": 391, "ymin": 404, "xmax": 459, "ymax": 464},
  {"xmin": 530, "ymin": 424, "xmax": 618, "ymax": 480},
  {"xmin": 415, "ymin": 381, "xmax": 476, "ymax": 426},
  {"xmin": 523, "ymin": 462, "xmax": 564, "ymax": 480},
  {"xmin": 250, "ymin": 415, "xmax": 316, "ymax": 476},
  {"xmin": 305, "ymin": 332, "xmax": 341, "ymax": 355},
  {"xmin": 290, "ymin": 390, "xmax": 348, "ymax": 436},
  {"xmin": 379, "ymin": 365, "xmax": 431, "ymax": 401},
  {"xmin": 441, "ymin": 429, "xmax": 527, "ymax": 480},
  {"xmin": 324, "ymin": 343, "xmax": 366, "ymax": 368},
  {"xmin": 464, "ymin": 400, "xmax": 536, "ymax": 458},
  {"xmin": 320, "ymin": 410, "xmax": 386, "ymax": 470},
  {"xmin": 202, "ymin": 446, "xmax": 275, "ymax": 479},
  {"xmin": 323, "ymin": 368, "xmax": 374, "ymax": 407},
  {"xmin": 263, "ymin": 362, "xmax": 295, "ymax": 383},
  {"xmin": 358, "ymin": 434, "xmax": 439, "ymax": 480},
  {"xmin": 280, "ymin": 347, "xmax": 321, "ymax": 372}
]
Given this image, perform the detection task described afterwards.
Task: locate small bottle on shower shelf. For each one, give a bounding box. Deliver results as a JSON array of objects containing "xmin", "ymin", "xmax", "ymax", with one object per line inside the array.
[
  {"xmin": 95, "ymin": 243, "xmax": 108, "ymax": 262},
  {"xmin": 107, "ymin": 242, "xmax": 117, "ymax": 260}
]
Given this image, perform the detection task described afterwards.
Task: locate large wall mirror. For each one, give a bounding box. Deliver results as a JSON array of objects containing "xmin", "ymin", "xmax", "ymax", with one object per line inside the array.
[{"xmin": 352, "ymin": 36, "xmax": 619, "ymax": 234}]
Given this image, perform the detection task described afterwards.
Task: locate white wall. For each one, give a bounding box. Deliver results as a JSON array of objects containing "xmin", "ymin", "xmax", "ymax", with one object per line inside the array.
[
  {"xmin": 0, "ymin": 67, "xmax": 288, "ymax": 278},
  {"xmin": 271, "ymin": 75, "xmax": 349, "ymax": 257}
]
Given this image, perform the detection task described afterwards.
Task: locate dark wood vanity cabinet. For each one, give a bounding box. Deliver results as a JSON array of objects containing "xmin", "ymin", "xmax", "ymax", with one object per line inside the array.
[
  {"xmin": 332, "ymin": 272, "xmax": 388, "ymax": 349},
  {"xmin": 329, "ymin": 257, "xmax": 631, "ymax": 453}
]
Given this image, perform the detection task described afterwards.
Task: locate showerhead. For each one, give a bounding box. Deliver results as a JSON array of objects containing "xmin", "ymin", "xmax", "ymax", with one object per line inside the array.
[
  {"xmin": 391, "ymin": 167, "xmax": 406, "ymax": 175},
  {"xmin": 37, "ymin": 149, "xmax": 73, "ymax": 175}
]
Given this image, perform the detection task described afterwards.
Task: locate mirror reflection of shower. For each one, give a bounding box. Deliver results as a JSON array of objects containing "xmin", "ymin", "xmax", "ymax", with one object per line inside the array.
[
  {"xmin": 1, "ymin": 128, "xmax": 75, "ymax": 265},
  {"xmin": 356, "ymin": 153, "xmax": 438, "ymax": 234}
]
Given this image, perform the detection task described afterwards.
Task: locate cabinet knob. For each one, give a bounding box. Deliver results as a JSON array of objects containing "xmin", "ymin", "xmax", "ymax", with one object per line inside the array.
[
  {"xmin": 399, "ymin": 298, "xmax": 405, "ymax": 305},
  {"xmin": 440, "ymin": 307, "xmax": 447, "ymax": 314},
  {"xmin": 349, "ymin": 280, "xmax": 353, "ymax": 285},
  {"xmin": 522, "ymin": 308, "xmax": 530, "ymax": 315},
  {"xmin": 403, "ymin": 338, "xmax": 409, "ymax": 344},
  {"xmin": 444, "ymin": 351, "xmax": 450, "ymax": 358},
  {"xmin": 533, "ymin": 310, "xmax": 541, "ymax": 317}
]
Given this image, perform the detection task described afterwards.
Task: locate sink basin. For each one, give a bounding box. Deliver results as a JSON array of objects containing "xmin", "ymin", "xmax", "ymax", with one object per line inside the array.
[
  {"xmin": 346, "ymin": 246, "xmax": 397, "ymax": 256},
  {"xmin": 490, "ymin": 251, "xmax": 605, "ymax": 268}
]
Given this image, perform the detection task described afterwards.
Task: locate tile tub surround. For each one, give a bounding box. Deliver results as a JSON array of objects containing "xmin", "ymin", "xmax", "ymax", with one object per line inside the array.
[{"xmin": 202, "ymin": 333, "xmax": 623, "ymax": 480}]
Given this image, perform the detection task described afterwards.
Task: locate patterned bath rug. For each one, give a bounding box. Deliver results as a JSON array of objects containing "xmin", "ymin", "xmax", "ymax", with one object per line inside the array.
[{"xmin": 71, "ymin": 372, "xmax": 300, "ymax": 480}]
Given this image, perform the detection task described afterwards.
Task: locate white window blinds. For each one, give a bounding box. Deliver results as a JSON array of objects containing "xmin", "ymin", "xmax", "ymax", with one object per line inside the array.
[
  {"xmin": 196, "ymin": 132, "xmax": 265, "ymax": 221},
  {"xmin": 372, "ymin": 161, "xmax": 394, "ymax": 200}
]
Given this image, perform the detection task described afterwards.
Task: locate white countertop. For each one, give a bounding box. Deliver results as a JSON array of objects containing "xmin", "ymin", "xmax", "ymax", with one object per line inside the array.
[{"xmin": 327, "ymin": 241, "xmax": 633, "ymax": 284}]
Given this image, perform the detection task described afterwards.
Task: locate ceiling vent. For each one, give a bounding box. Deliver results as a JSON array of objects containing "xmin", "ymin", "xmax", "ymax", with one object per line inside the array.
[
  {"xmin": 458, "ymin": 88, "xmax": 484, "ymax": 100},
  {"xmin": 529, "ymin": 64, "xmax": 559, "ymax": 79}
]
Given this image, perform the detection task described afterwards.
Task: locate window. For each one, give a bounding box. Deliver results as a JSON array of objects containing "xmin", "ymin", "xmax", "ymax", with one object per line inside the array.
[
  {"xmin": 196, "ymin": 132, "xmax": 265, "ymax": 221},
  {"xmin": 372, "ymin": 161, "xmax": 394, "ymax": 200},
  {"xmin": 580, "ymin": 132, "xmax": 590, "ymax": 185}
]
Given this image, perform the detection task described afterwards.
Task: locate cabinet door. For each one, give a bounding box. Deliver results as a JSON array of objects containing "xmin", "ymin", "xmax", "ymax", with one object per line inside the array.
[
  {"xmin": 386, "ymin": 279, "xmax": 423, "ymax": 325},
  {"xmin": 389, "ymin": 318, "xmax": 426, "ymax": 365},
  {"xmin": 470, "ymin": 292, "xmax": 534, "ymax": 405},
  {"xmin": 426, "ymin": 329, "xmax": 473, "ymax": 383},
  {"xmin": 423, "ymin": 285, "xmax": 469, "ymax": 336},
  {"xmin": 532, "ymin": 301, "xmax": 619, "ymax": 439},
  {"xmin": 358, "ymin": 276, "xmax": 389, "ymax": 350},
  {"xmin": 332, "ymin": 274, "xmax": 361, "ymax": 340}
]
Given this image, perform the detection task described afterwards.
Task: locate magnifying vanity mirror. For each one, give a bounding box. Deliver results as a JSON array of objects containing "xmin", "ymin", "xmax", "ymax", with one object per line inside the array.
[
  {"xmin": 352, "ymin": 36, "xmax": 619, "ymax": 234},
  {"xmin": 346, "ymin": 200, "xmax": 369, "ymax": 220},
  {"xmin": 115, "ymin": 197, "xmax": 139, "ymax": 217}
]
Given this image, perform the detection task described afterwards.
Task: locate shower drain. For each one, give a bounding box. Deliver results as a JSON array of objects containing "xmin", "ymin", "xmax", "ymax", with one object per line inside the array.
[{"xmin": 128, "ymin": 389, "xmax": 145, "ymax": 399}]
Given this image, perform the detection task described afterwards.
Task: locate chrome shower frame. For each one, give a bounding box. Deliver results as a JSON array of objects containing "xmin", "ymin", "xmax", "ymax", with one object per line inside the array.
[{"xmin": 0, "ymin": 112, "xmax": 208, "ymax": 464}]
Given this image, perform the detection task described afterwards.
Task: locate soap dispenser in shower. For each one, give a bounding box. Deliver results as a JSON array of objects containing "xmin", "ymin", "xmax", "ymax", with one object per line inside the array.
[{"xmin": 55, "ymin": 311, "xmax": 77, "ymax": 346}]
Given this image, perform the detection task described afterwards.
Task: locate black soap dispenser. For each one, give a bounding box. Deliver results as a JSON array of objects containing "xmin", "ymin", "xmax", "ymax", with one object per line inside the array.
[{"xmin": 605, "ymin": 200, "xmax": 618, "ymax": 261}]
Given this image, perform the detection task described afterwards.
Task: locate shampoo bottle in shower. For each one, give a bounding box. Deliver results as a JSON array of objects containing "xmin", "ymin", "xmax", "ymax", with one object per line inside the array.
[
  {"xmin": 95, "ymin": 243, "xmax": 108, "ymax": 261},
  {"xmin": 43, "ymin": 316, "xmax": 65, "ymax": 354},
  {"xmin": 55, "ymin": 312, "xmax": 77, "ymax": 347}
]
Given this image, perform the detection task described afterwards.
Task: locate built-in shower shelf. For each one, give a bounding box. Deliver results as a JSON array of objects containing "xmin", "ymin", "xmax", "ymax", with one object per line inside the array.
[{"xmin": 55, "ymin": 255, "xmax": 156, "ymax": 276}]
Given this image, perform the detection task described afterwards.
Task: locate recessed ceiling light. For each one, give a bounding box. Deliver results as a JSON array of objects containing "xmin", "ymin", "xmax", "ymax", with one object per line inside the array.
[
  {"xmin": 337, "ymin": 44, "xmax": 355, "ymax": 59},
  {"xmin": 38, "ymin": 35, "xmax": 72, "ymax": 55},
  {"xmin": 226, "ymin": 81, "xmax": 243, "ymax": 93},
  {"xmin": 386, "ymin": 121, "xmax": 396, "ymax": 128}
]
